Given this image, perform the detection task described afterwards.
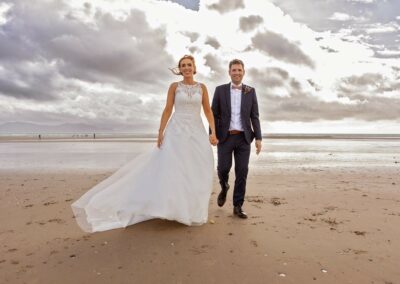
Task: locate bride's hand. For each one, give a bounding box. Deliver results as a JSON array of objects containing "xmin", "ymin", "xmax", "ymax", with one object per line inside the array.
[
  {"xmin": 157, "ymin": 133, "xmax": 164, "ymax": 148},
  {"xmin": 209, "ymin": 134, "xmax": 218, "ymax": 146}
]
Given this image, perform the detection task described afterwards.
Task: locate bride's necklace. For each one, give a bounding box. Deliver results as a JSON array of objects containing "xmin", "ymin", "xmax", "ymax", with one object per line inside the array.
[{"xmin": 180, "ymin": 81, "xmax": 198, "ymax": 98}]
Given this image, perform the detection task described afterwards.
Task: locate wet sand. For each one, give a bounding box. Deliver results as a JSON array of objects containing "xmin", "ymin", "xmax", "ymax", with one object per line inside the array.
[{"xmin": 1, "ymin": 166, "xmax": 400, "ymax": 284}]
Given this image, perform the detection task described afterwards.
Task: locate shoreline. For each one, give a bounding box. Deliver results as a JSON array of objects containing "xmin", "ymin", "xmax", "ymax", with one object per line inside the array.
[{"xmin": 1, "ymin": 133, "xmax": 400, "ymax": 143}]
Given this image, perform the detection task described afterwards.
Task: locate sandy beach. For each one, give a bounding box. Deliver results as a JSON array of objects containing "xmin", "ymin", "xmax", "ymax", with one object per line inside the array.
[{"xmin": 1, "ymin": 139, "xmax": 400, "ymax": 284}]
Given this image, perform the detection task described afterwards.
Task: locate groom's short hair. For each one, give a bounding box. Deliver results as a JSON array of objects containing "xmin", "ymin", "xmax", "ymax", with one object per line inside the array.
[{"xmin": 229, "ymin": 59, "xmax": 244, "ymax": 70}]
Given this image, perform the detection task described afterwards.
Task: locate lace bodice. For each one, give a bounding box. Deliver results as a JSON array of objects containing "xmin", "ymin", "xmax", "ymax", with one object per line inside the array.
[{"xmin": 174, "ymin": 82, "xmax": 203, "ymax": 116}]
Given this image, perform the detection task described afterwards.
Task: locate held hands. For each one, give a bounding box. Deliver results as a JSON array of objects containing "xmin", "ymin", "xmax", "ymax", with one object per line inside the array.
[
  {"xmin": 209, "ymin": 134, "xmax": 218, "ymax": 146},
  {"xmin": 255, "ymin": 139, "xmax": 262, "ymax": 155}
]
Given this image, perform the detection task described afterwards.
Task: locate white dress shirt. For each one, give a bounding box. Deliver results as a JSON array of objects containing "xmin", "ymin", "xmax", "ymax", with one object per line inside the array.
[{"xmin": 229, "ymin": 83, "xmax": 244, "ymax": 131}]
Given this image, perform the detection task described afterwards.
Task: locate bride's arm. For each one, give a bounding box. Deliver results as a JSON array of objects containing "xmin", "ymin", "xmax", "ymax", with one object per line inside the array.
[
  {"xmin": 157, "ymin": 82, "xmax": 177, "ymax": 148},
  {"xmin": 201, "ymin": 83, "xmax": 218, "ymax": 145}
]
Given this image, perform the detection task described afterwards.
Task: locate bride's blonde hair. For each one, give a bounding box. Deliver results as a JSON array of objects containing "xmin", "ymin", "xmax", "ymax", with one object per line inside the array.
[{"xmin": 169, "ymin": 55, "xmax": 197, "ymax": 75}]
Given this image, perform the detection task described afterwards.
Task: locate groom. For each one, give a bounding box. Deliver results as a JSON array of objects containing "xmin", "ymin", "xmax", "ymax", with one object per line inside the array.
[{"xmin": 211, "ymin": 59, "xmax": 262, "ymax": 219}]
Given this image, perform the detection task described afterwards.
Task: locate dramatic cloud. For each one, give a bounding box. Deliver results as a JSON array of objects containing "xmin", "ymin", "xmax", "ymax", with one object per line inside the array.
[
  {"xmin": 329, "ymin": 12, "xmax": 352, "ymax": 21},
  {"xmin": 207, "ymin": 0, "xmax": 244, "ymax": 14},
  {"xmin": 347, "ymin": 0, "xmax": 375, "ymax": 3},
  {"xmin": 251, "ymin": 31, "xmax": 315, "ymax": 68},
  {"xmin": 320, "ymin": 46, "xmax": 338, "ymax": 53},
  {"xmin": 248, "ymin": 67, "xmax": 289, "ymax": 89},
  {"xmin": 365, "ymin": 22, "xmax": 399, "ymax": 34},
  {"xmin": 0, "ymin": 0, "xmax": 399, "ymax": 133},
  {"xmin": 270, "ymin": 0, "xmax": 400, "ymax": 50},
  {"xmin": 202, "ymin": 53, "xmax": 225, "ymax": 81},
  {"xmin": 0, "ymin": 1, "xmax": 174, "ymax": 102},
  {"xmin": 374, "ymin": 49, "xmax": 400, "ymax": 58},
  {"xmin": 329, "ymin": 12, "xmax": 366, "ymax": 22},
  {"xmin": 204, "ymin": 36, "xmax": 221, "ymax": 49},
  {"xmin": 181, "ymin": 31, "xmax": 200, "ymax": 43},
  {"xmin": 263, "ymin": 91, "xmax": 400, "ymax": 122},
  {"xmin": 0, "ymin": 61, "xmax": 60, "ymax": 101},
  {"xmin": 250, "ymin": 68, "xmax": 400, "ymax": 122},
  {"xmin": 239, "ymin": 15, "xmax": 263, "ymax": 32},
  {"xmin": 337, "ymin": 73, "xmax": 400, "ymax": 98},
  {"xmin": 51, "ymin": 10, "xmax": 173, "ymax": 85},
  {"xmin": 0, "ymin": 2, "xmax": 11, "ymax": 25}
]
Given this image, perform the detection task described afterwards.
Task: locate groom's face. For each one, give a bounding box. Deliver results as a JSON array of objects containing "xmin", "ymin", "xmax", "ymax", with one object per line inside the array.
[{"xmin": 229, "ymin": 64, "xmax": 245, "ymax": 85}]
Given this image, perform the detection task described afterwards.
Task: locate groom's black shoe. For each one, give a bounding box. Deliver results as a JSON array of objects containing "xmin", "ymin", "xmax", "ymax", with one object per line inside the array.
[
  {"xmin": 217, "ymin": 182, "xmax": 230, "ymax": 207},
  {"xmin": 233, "ymin": 206, "xmax": 248, "ymax": 219}
]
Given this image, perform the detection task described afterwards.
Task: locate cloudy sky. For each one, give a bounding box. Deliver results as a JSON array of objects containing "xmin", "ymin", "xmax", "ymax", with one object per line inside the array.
[{"xmin": 0, "ymin": 0, "xmax": 399, "ymax": 133}]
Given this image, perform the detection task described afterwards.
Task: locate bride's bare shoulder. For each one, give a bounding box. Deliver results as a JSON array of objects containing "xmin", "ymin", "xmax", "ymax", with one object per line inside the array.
[
  {"xmin": 199, "ymin": 82, "xmax": 208, "ymax": 90},
  {"xmin": 168, "ymin": 82, "xmax": 179, "ymax": 91}
]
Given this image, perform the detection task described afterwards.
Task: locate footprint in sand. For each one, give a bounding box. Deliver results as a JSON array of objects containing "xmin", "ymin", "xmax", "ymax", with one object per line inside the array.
[
  {"xmin": 340, "ymin": 248, "xmax": 368, "ymax": 255},
  {"xmin": 190, "ymin": 245, "xmax": 209, "ymax": 255},
  {"xmin": 270, "ymin": 197, "xmax": 285, "ymax": 206},
  {"xmin": 8, "ymin": 248, "xmax": 18, "ymax": 252},
  {"xmin": 82, "ymin": 235, "xmax": 91, "ymax": 241},
  {"xmin": 353, "ymin": 230, "xmax": 367, "ymax": 236},
  {"xmin": 250, "ymin": 215, "xmax": 262, "ymax": 219},
  {"xmin": 48, "ymin": 218, "xmax": 66, "ymax": 224},
  {"xmin": 43, "ymin": 201, "xmax": 57, "ymax": 206},
  {"xmin": 324, "ymin": 206, "xmax": 337, "ymax": 211},
  {"xmin": 303, "ymin": 217, "xmax": 317, "ymax": 222},
  {"xmin": 321, "ymin": 217, "xmax": 341, "ymax": 226},
  {"xmin": 251, "ymin": 220, "xmax": 265, "ymax": 225}
]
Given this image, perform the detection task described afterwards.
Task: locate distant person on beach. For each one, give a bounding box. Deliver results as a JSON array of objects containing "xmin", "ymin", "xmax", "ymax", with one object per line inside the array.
[
  {"xmin": 72, "ymin": 55, "xmax": 217, "ymax": 232},
  {"xmin": 211, "ymin": 59, "xmax": 262, "ymax": 219}
]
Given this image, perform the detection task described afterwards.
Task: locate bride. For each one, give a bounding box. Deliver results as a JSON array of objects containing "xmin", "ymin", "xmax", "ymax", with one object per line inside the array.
[{"xmin": 71, "ymin": 55, "xmax": 218, "ymax": 232}]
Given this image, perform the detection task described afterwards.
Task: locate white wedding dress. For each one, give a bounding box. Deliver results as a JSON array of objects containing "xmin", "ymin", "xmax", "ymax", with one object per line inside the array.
[{"xmin": 72, "ymin": 82, "xmax": 214, "ymax": 232}]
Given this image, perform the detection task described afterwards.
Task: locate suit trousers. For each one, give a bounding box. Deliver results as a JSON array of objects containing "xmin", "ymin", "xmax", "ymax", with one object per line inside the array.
[{"xmin": 217, "ymin": 133, "xmax": 251, "ymax": 207}]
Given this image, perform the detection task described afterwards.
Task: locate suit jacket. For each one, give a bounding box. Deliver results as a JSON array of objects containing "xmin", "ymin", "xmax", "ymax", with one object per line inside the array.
[{"xmin": 211, "ymin": 83, "xmax": 262, "ymax": 144}]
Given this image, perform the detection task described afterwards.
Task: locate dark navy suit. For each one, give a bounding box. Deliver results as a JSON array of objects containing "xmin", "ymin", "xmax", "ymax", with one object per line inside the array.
[{"xmin": 211, "ymin": 83, "xmax": 262, "ymax": 207}]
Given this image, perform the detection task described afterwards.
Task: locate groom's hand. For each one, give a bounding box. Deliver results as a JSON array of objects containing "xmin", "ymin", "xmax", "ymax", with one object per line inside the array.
[{"xmin": 255, "ymin": 140, "xmax": 262, "ymax": 155}]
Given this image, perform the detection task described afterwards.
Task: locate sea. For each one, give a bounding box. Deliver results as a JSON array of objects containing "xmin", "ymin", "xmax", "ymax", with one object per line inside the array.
[{"xmin": 0, "ymin": 133, "xmax": 399, "ymax": 172}]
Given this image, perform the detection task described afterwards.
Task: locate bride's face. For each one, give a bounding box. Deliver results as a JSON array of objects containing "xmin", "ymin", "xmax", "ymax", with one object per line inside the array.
[{"xmin": 179, "ymin": 59, "xmax": 195, "ymax": 78}]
